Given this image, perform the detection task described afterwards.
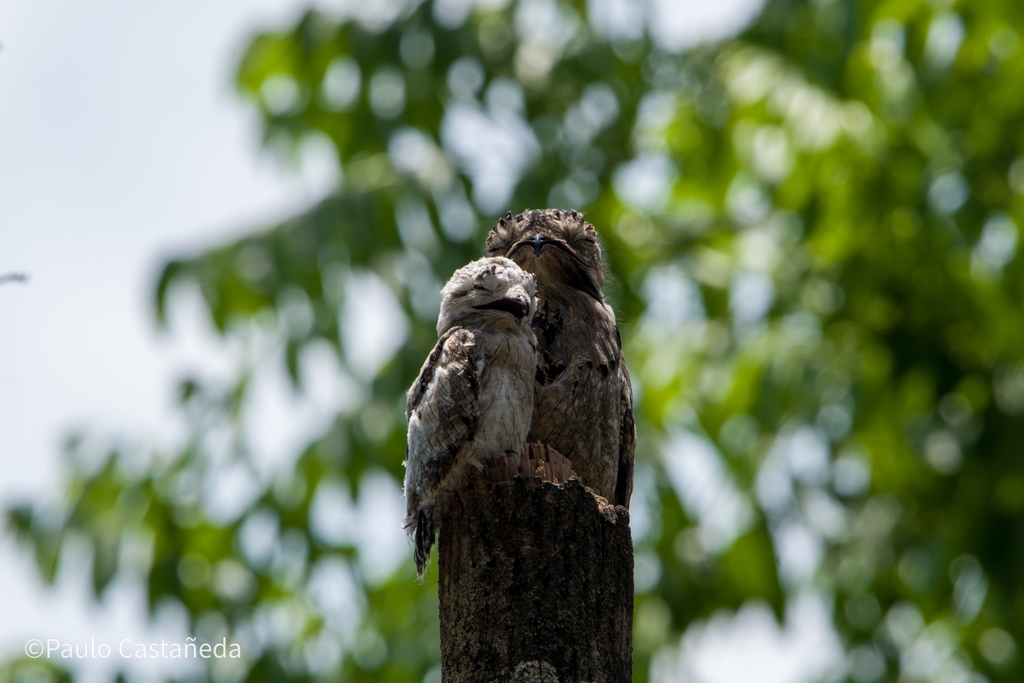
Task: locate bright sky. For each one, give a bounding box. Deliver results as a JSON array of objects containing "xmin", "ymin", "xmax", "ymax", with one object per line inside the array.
[
  {"xmin": 0, "ymin": 1, "xmax": 845, "ymax": 682},
  {"xmin": 0, "ymin": 1, "xmax": 330, "ymax": 679}
]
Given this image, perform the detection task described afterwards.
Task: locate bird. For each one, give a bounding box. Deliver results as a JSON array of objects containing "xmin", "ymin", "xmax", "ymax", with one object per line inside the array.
[
  {"xmin": 485, "ymin": 208, "xmax": 635, "ymax": 508},
  {"xmin": 404, "ymin": 256, "xmax": 538, "ymax": 577}
]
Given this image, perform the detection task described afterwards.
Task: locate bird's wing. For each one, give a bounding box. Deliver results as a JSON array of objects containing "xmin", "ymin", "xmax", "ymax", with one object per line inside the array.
[
  {"xmin": 614, "ymin": 326, "xmax": 636, "ymax": 508},
  {"xmin": 404, "ymin": 327, "xmax": 481, "ymax": 558}
]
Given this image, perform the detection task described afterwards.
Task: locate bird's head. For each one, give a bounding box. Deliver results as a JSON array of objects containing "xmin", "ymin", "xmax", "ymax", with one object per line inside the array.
[
  {"xmin": 484, "ymin": 208, "xmax": 605, "ymax": 302},
  {"xmin": 437, "ymin": 257, "xmax": 537, "ymax": 335}
]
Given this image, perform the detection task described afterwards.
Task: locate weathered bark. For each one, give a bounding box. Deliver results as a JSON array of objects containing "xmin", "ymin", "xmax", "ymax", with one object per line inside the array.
[{"xmin": 438, "ymin": 444, "xmax": 634, "ymax": 683}]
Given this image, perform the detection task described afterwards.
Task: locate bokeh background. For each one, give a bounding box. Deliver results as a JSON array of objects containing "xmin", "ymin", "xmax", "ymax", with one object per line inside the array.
[{"xmin": 2, "ymin": 0, "xmax": 1023, "ymax": 682}]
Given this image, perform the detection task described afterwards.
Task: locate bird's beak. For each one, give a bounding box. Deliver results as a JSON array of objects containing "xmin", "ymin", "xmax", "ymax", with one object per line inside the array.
[
  {"xmin": 507, "ymin": 233, "xmax": 579, "ymax": 262},
  {"xmin": 515, "ymin": 296, "xmax": 528, "ymax": 326},
  {"xmin": 472, "ymin": 296, "xmax": 530, "ymax": 324}
]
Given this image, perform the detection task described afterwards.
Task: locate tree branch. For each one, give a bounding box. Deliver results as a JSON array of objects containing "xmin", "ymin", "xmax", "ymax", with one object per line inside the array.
[
  {"xmin": 0, "ymin": 272, "xmax": 28, "ymax": 286},
  {"xmin": 438, "ymin": 444, "xmax": 634, "ymax": 683}
]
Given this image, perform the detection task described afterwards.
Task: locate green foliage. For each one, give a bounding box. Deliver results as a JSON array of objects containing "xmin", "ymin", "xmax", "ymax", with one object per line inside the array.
[
  {"xmin": 0, "ymin": 659, "xmax": 74, "ymax": 683},
  {"xmin": 7, "ymin": 0, "xmax": 1024, "ymax": 681}
]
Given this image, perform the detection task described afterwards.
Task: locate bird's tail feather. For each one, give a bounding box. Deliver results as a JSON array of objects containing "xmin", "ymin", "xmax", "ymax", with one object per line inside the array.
[{"xmin": 413, "ymin": 508, "xmax": 434, "ymax": 579}]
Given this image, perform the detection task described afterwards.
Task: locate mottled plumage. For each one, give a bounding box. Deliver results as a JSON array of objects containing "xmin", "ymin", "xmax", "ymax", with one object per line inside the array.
[
  {"xmin": 485, "ymin": 209, "xmax": 635, "ymax": 507},
  {"xmin": 404, "ymin": 257, "xmax": 538, "ymax": 577}
]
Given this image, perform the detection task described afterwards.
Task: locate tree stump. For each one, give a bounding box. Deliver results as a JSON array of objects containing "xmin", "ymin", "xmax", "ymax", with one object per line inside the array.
[{"xmin": 438, "ymin": 444, "xmax": 634, "ymax": 683}]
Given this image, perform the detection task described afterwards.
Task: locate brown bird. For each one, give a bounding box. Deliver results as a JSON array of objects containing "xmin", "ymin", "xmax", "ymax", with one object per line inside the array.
[{"xmin": 485, "ymin": 208, "xmax": 635, "ymax": 507}]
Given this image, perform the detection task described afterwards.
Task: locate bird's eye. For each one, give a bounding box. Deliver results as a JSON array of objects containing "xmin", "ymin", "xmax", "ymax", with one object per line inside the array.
[{"xmin": 473, "ymin": 285, "xmax": 488, "ymax": 291}]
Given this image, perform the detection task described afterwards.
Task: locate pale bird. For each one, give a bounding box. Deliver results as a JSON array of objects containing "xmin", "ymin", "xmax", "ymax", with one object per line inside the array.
[{"xmin": 403, "ymin": 257, "xmax": 538, "ymax": 577}]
